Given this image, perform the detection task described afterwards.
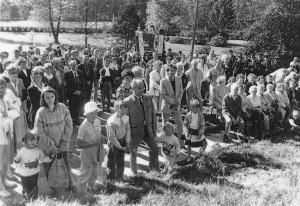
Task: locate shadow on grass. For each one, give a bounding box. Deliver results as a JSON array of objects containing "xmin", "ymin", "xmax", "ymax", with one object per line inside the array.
[
  {"xmin": 269, "ymin": 131, "xmax": 300, "ymax": 145},
  {"xmin": 173, "ymin": 145, "xmax": 284, "ymax": 186},
  {"xmin": 103, "ymin": 175, "xmax": 193, "ymax": 205}
]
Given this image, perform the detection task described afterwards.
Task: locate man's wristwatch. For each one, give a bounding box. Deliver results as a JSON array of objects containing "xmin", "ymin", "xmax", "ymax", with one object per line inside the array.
[{"xmin": 89, "ymin": 142, "xmax": 92, "ymax": 146}]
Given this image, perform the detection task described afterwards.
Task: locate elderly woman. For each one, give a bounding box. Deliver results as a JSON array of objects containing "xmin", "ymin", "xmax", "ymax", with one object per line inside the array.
[
  {"xmin": 116, "ymin": 69, "xmax": 134, "ymax": 100},
  {"xmin": 149, "ymin": 61, "xmax": 163, "ymax": 111},
  {"xmin": 275, "ymin": 82, "xmax": 291, "ymax": 123},
  {"xmin": 35, "ymin": 87, "xmax": 75, "ymax": 195},
  {"xmin": 28, "ymin": 66, "xmax": 46, "ymax": 128},
  {"xmin": 247, "ymin": 86, "xmax": 265, "ymax": 139},
  {"xmin": 245, "ymin": 73, "xmax": 256, "ymax": 95},
  {"xmin": 210, "ymin": 75, "xmax": 229, "ymax": 117}
]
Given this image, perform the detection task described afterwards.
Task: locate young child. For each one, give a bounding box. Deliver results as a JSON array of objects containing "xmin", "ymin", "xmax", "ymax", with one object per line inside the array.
[
  {"xmin": 157, "ymin": 122, "xmax": 180, "ymax": 174},
  {"xmin": 15, "ymin": 130, "xmax": 51, "ymax": 201},
  {"xmin": 77, "ymin": 101, "xmax": 106, "ymax": 193},
  {"xmin": 183, "ymin": 99, "xmax": 207, "ymax": 162},
  {"xmin": 106, "ymin": 100, "xmax": 130, "ymax": 180}
]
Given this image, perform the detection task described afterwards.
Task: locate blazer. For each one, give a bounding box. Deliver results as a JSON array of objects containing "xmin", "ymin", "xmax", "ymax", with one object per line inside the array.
[
  {"xmin": 160, "ymin": 76, "xmax": 183, "ymax": 114},
  {"xmin": 65, "ymin": 70, "xmax": 84, "ymax": 98},
  {"xmin": 78, "ymin": 62, "xmax": 95, "ymax": 83},
  {"xmin": 123, "ymin": 94, "xmax": 157, "ymax": 149},
  {"xmin": 18, "ymin": 69, "xmax": 31, "ymax": 90},
  {"xmin": 90, "ymin": 56, "xmax": 103, "ymax": 80}
]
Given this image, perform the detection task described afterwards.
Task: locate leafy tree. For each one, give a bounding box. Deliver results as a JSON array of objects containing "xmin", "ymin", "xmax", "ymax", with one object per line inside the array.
[
  {"xmin": 244, "ymin": 0, "xmax": 300, "ymax": 60},
  {"xmin": 112, "ymin": 3, "xmax": 144, "ymax": 48},
  {"xmin": 10, "ymin": 0, "xmax": 78, "ymax": 43},
  {"xmin": 208, "ymin": 0, "xmax": 236, "ymax": 36},
  {"xmin": 146, "ymin": 0, "xmax": 190, "ymax": 35}
]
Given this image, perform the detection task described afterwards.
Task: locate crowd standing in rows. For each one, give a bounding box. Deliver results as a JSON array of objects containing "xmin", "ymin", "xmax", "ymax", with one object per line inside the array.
[{"xmin": 1, "ymin": 43, "xmax": 300, "ymax": 201}]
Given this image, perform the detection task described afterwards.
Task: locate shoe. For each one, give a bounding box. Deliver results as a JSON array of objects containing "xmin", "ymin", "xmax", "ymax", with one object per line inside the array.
[
  {"xmin": 68, "ymin": 184, "xmax": 77, "ymax": 193},
  {"xmin": 223, "ymin": 134, "xmax": 229, "ymax": 143}
]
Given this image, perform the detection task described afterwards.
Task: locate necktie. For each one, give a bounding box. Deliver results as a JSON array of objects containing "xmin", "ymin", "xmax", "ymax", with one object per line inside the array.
[
  {"xmin": 74, "ymin": 71, "xmax": 79, "ymax": 83},
  {"xmin": 138, "ymin": 96, "xmax": 146, "ymax": 121}
]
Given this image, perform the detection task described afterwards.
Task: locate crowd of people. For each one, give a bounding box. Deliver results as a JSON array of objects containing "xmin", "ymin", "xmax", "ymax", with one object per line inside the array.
[{"xmin": 1, "ymin": 43, "xmax": 300, "ymax": 201}]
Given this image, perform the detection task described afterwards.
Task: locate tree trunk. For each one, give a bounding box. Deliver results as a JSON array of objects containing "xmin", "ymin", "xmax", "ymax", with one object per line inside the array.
[{"xmin": 48, "ymin": 0, "xmax": 60, "ymax": 43}]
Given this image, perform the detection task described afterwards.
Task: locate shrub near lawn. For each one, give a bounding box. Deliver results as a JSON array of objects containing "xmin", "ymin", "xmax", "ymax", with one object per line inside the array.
[
  {"xmin": 169, "ymin": 36, "xmax": 191, "ymax": 44},
  {"xmin": 208, "ymin": 35, "xmax": 227, "ymax": 47}
]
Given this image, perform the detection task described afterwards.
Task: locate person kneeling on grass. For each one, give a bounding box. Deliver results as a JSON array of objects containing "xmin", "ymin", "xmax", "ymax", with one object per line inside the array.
[
  {"xmin": 157, "ymin": 122, "xmax": 180, "ymax": 174},
  {"xmin": 77, "ymin": 101, "xmax": 106, "ymax": 193},
  {"xmin": 183, "ymin": 99, "xmax": 207, "ymax": 163},
  {"xmin": 15, "ymin": 130, "xmax": 53, "ymax": 202},
  {"xmin": 288, "ymin": 110, "xmax": 300, "ymax": 135},
  {"xmin": 106, "ymin": 100, "xmax": 130, "ymax": 181}
]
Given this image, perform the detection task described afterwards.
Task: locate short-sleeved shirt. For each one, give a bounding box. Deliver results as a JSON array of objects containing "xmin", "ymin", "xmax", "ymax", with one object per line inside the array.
[
  {"xmin": 78, "ymin": 118, "xmax": 101, "ymax": 142},
  {"xmin": 15, "ymin": 147, "xmax": 45, "ymax": 177}
]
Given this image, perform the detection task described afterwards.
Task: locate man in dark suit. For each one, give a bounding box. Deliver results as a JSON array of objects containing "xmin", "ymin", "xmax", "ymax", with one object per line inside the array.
[
  {"xmin": 78, "ymin": 55, "xmax": 94, "ymax": 105},
  {"xmin": 90, "ymin": 49, "xmax": 103, "ymax": 102},
  {"xmin": 65, "ymin": 59, "xmax": 84, "ymax": 125},
  {"xmin": 17, "ymin": 57, "xmax": 31, "ymax": 90},
  {"xmin": 123, "ymin": 79, "xmax": 159, "ymax": 175},
  {"xmin": 100, "ymin": 60, "xmax": 115, "ymax": 112}
]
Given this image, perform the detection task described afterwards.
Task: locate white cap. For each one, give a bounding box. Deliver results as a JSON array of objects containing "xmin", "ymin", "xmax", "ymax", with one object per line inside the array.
[{"xmin": 83, "ymin": 101, "xmax": 99, "ymax": 115}]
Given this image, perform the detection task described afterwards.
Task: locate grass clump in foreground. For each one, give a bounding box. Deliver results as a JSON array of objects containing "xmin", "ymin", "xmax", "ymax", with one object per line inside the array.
[{"xmin": 11, "ymin": 138, "xmax": 300, "ymax": 206}]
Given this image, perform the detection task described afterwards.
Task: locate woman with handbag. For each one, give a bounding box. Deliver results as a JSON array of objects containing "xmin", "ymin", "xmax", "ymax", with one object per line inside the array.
[
  {"xmin": 35, "ymin": 86, "xmax": 76, "ymax": 196},
  {"xmin": 183, "ymin": 99, "xmax": 207, "ymax": 162}
]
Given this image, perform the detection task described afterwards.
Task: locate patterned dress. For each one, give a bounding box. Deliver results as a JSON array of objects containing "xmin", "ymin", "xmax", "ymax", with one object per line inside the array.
[{"xmin": 116, "ymin": 85, "xmax": 133, "ymax": 100}]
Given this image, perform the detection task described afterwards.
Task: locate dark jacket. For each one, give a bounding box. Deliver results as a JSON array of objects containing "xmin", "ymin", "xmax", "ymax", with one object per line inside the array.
[{"xmin": 65, "ymin": 70, "xmax": 84, "ymax": 99}]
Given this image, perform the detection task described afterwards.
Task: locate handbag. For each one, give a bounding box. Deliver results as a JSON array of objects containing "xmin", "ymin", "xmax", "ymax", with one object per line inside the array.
[{"xmin": 48, "ymin": 154, "xmax": 69, "ymax": 188}]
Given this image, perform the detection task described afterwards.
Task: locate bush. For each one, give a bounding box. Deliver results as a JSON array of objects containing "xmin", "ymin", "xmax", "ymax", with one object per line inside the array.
[
  {"xmin": 169, "ymin": 36, "xmax": 190, "ymax": 44},
  {"xmin": 196, "ymin": 45, "xmax": 211, "ymax": 55},
  {"xmin": 208, "ymin": 35, "xmax": 227, "ymax": 47},
  {"xmin": 228, "ymin": 31, "xmax": 243, "ymax": 40}
]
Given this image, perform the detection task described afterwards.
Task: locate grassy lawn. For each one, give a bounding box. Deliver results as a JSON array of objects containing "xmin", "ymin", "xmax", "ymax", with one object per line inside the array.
[{"xmin": 6, "ymin": 134, "xmax": 300, "ymax": 206}]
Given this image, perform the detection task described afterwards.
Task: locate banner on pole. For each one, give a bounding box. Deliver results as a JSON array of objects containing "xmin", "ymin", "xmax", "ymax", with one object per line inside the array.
[{"xmin": 158, "ymin": 34, "xmax": 164, "ymax": 55}]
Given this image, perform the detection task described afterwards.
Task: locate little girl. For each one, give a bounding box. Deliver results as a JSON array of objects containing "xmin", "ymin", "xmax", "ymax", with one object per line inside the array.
[
  {"xmin": 106, "ymin": 100, "xmax": 130, "ymax": 180},
  {"xmin": 157, "ymin": 122, "xmax": 180, "ymax": 174},
  {"xmin": 77, "ymin": 101, "xmax": 106, "ymax": 193},
  {"xmin": 15, "ymin": 130, "xmax": 51, "ymax": 201},
  {"xmin": 183, "ymin": 99, "xmax": 207, "ymax": 162}
]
